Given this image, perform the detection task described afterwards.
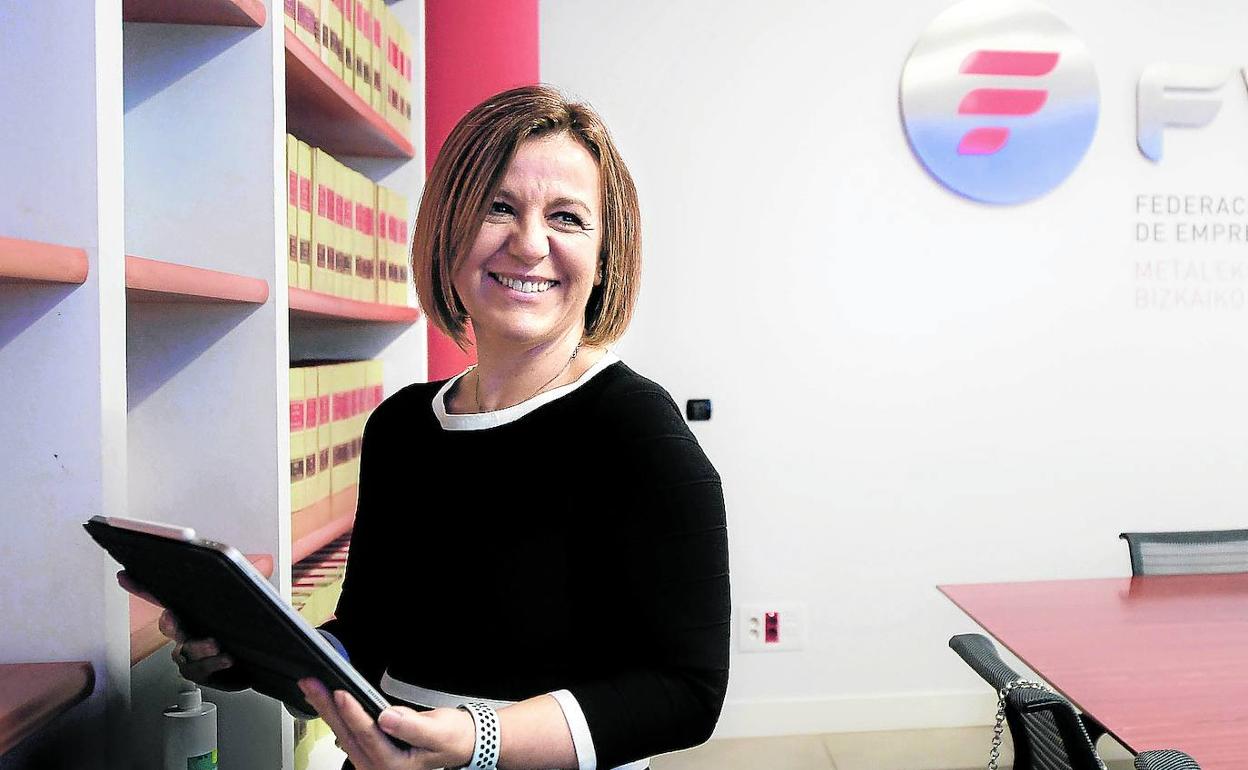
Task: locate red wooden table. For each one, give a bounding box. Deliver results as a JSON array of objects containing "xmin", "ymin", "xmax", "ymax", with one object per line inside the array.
[{"xmin": 940, "ymin": 574, "xmax": 1248, "ymax": 770}]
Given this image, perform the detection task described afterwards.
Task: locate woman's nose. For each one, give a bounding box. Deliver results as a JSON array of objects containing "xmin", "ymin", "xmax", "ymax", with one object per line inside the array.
[{"xmin": 508, "ymin": 214, "xmax": 549, "ymax": 264}]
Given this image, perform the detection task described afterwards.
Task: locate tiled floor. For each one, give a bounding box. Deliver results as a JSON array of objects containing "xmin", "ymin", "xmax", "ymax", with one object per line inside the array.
[
  {"xmin": 652, "ymin": 727, "xmax": 1137, "ymax": 770},
  {"xmin": 309, "ymin": 724, "xmax": 1137, "ymax": 770}
]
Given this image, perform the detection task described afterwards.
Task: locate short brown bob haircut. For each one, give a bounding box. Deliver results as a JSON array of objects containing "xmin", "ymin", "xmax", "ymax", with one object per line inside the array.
[{"xmin": 412, "ymin": 85, "xmax": 642, "ymax": 349}]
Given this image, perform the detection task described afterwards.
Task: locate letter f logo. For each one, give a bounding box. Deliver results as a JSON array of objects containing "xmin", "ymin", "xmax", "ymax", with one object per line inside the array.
[{"xmin": 1137, "ymin": 63, "xmax": 1231, "ymax": 161}]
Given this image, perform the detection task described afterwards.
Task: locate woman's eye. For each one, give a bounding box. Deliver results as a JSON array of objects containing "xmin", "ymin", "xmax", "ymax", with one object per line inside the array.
[
  {"xmin": 488, "ymin": 201, "xmax": 514, "ymax": 217},
  {"xmin": 552, "ymin": 211, "xmax": 586, "ymax": 229}
]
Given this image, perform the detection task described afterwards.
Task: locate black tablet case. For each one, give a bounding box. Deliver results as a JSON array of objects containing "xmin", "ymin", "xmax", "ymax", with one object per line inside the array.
[{"xmin": 84, "ymin": 517, "xmax": 392, "ymax": 720}]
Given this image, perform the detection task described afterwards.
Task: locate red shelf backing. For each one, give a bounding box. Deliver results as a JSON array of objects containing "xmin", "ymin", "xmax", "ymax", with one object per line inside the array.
[
  {"xmin": 292, "ymin": 485, "xmax": 358, "ymax": 563},
  {"xmin": 130, "ymin": 554, "xmax": 274, "ymax": 666},
  {"xmin": 289, "ymin": 287, "xmax": 420, "ymax": 323},
  {"xmin": 0, "ymin": 662, "xmax": 94, "ymax": 756},
  {"xmin": 284, "ymin": 29, "xmax": 414, "ymax": 159},
  {"xmin": 0, "ymin": 237, "xmax": 89, "ymax": 285},
  {"xmin": 126, "ymin": 255, "xmax": 270, "ymax": 304},
  {"xmin": 122, "ymin": 0, "xmax": 266, "ymax": 27}
]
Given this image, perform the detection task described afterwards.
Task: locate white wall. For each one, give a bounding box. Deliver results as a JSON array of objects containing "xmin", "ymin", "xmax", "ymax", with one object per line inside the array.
[{"xmin": 542, "ymin": 0, "xmax": 1248, "ymax": 736}]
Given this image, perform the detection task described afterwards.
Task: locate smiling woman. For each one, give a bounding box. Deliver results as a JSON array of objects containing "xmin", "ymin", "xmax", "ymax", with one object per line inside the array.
[{"xmin": 134, "ymin": 85, "xmax": 730, "ymax": 770}]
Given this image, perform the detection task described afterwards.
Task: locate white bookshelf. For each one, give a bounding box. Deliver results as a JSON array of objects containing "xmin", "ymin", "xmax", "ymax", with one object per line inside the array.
[{"xmin": 0, "ymin": 1, "xmax": 426, "ymax": 767}]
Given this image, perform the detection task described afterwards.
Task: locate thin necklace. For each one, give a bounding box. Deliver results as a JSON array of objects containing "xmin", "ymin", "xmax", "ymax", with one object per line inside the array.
[{"xmin": 474, "ymin": 343, "xmax": 581, "ymax": 413}]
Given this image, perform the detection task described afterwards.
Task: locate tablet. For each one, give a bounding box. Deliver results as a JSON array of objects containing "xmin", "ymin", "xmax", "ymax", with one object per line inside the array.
[{"xmin": 85, "ymin": 515, "xmax": 397, "ymax": 728}]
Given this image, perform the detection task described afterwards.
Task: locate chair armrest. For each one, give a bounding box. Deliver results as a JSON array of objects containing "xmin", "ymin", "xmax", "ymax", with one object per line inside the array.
[{"xmin": 1134, "ymin": 749, "xmax": 1201, "ymax": 770}]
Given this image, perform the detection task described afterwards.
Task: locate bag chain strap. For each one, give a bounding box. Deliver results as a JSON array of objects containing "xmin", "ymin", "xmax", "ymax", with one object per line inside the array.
[{"xmin": 988, "ymin": 679, "xmax": 1106, "ymax": 770}]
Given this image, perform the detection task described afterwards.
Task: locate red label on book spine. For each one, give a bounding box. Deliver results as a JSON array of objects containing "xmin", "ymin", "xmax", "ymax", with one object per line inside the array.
[
  {"xmin": 317, "ymin": 185, "xmax": 326, "ymax": 217},
  {"xmin": 320, "ymin": 394, "xmax": 329, "ymax": 420},
  {"xmin": 290, "ymin": 401, "xmax": 305, "ymax": 432},
  {"xmin": 333, "ymin": 392, "xmax": 348, "ymax": 418},
  {"xmin": 306, "ymin": 397, "xmax": 318, "ymax": 428},
  {"xmin": 300, "ymin": 178, "xmax": 312, "ymax": 212},
  {"xmin": 289, "ymin": 171, "xmax": 297, "ymax": 204}
]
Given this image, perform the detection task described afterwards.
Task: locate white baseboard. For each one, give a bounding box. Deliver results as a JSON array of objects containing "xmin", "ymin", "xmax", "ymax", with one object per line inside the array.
[{"xmin": 710, "ymin": 691, "xmax": 999, "ymax": 739}]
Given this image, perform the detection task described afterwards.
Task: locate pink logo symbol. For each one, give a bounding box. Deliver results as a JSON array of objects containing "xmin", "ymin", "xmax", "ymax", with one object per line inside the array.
[
  {"xmin": 956, "ymin": 50, "xmax": 1059, "ymax": 155},
  {"xmin": 899, "ymin": 0, "xmax": 1099, "ymax": 205}
]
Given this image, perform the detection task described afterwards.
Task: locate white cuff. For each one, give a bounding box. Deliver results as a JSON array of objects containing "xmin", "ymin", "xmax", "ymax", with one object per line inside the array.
[{"xmin": 548, "ymin": 689, "xmax": 597, "ymax": 770}]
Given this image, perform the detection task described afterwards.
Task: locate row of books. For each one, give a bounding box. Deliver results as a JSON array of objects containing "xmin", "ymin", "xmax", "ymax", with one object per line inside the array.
[
  {"xmin": 286, "ymin": 134, "xmax": 413, "ymax": 305},
  {"xmin": 292, "ymin": 534, "xmax": 349, "ymax": 626},
  {"xmin": 286, "ymin": 0, "xmax": 414, "ymax": 138},
  {"xmin": 289, "ymin": 360, "xmax": 384, "ymax": 515},
  {"xmin": 292, "ymin": 534, "xmax": 350, "ymax": 770}
]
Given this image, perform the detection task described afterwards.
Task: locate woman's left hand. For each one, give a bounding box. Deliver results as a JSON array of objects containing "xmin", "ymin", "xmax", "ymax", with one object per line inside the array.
[{"xmin": 298, "ymin": 679, "xmax": 475, "ymax": 770}]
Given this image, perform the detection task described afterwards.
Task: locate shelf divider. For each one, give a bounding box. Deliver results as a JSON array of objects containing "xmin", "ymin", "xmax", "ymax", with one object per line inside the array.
[
  {"xmin": 0, "ymin": 237, "xmax": 89, "ymax": 285},
  {"xmin": 284, "ymin": 29, "xmax": 415, "ymax": 159},
  {"xmin": 126, "ymin": 255, "xmax": 270, "ymax": 304},
  {"xmin": 292, "ymin": 485, "xmax": 358, "ymax": 564},
  {"xmin": 129, "ymin": 554, "xmax": 274, "ymax": 666},
  {"xmin": 122, "ymin": 0, "xmax": 266, "ymax": 27},
  {"xmin": 289, "ymin": 287, "xmax": 420, "ymax": 323},
  {"xmin": 0, "ymin": 662, "xmax": 95, "ymax": 756}
]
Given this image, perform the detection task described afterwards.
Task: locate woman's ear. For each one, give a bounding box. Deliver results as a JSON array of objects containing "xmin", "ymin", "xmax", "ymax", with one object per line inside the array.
[{"xmin": 594, "ymin": 261, "xmax": 605, "ymax": 287}]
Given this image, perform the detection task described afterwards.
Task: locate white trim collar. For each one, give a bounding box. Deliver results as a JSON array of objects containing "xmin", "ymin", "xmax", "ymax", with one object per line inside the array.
[{"xmin": 433, "ymin": 351, "xmax": 620, "ymax": 431}]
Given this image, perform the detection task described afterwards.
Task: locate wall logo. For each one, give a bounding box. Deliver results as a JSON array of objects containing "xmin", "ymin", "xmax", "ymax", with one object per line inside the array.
[
  {"xmin": 900, "ymin": 0, "xmax": 1099, "ymax": 205},
  {"xmin": 1137, "ymin": 64, "xmax": 1233, "ymax": 161}
]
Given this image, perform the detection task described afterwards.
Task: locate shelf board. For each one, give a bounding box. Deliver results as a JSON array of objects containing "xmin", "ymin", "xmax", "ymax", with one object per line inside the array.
[
  {"xmin": 284, "ymin": 29, "xmax": 414, "ymax": 158},
  {"xmin": 289, "ymin": 287, "xmax": 420, "ymax": 323},
  {"xmin": 292, "ymin": 485, "xmax": 357, "ymax": 563},
  {"xmin": 0, "ymin": 662, "xmax": 94, "ymax": 756},
  {"xmin": 122, "ymin": 0, "xmax": 266, "ymax": 27},
  {"xmin": 126, "ymin": 255, "xmax": 270, "ymax": 304},
  {"xmin": 130, "ymin": 553, "xmax": 274, "ymax": 666},
  {"xmin": 0, "ymin": 237, "xmax": 89, "ymax": 285}
]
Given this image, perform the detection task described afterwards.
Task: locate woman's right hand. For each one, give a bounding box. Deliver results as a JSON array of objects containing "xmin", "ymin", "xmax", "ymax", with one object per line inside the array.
[{"xmin": 117, "ymin": 570, "xmax": 238, "ymax": 686}]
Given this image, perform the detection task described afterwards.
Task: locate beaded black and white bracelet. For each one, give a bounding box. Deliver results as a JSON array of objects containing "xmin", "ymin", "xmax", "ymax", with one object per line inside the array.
[{"xmin": 457, "ymin": 701, "xmax": 501, "ymax": 770}]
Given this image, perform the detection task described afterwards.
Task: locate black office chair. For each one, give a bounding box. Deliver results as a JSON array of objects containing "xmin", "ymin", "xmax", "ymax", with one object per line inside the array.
[
  {"xmin": 1119, "ymin": 529, "xmax": 1248, "ymax": 575},
  {"xmin": 949, "ymin": 634, "xmax": 1201, "ymax": 770}
]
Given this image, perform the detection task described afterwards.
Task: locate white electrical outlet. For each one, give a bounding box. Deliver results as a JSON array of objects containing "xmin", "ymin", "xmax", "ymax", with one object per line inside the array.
[{"xmin": 737, "ymin": 602, "xmax": 806, "ymax": 652}]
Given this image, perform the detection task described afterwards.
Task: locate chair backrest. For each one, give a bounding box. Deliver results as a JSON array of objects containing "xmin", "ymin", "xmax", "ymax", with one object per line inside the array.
[
  {"xmin": 949, "ymin": 633, "xmax": 1104, "ymax": 770},
  {"xmin": 1119, "ymin": 529, "xmax": 1248, "ymax": 576}
]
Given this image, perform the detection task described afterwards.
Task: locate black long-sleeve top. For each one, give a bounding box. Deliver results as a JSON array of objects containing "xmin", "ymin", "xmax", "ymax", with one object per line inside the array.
[{"xmin": 320, "ymin": 359, "xmax": 731, "ymax": 769}]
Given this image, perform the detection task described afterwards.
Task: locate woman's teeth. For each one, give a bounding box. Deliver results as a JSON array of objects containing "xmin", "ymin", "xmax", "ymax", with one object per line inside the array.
[{"xmin": 492, "ymin": 273, "xmax": 556, "ymax": 293}]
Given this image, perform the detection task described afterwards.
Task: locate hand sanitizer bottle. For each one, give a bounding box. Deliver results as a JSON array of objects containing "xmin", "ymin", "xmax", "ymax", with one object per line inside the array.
[{"xmin": 163, "ymin": 682, "xmax": 218, "ymax": 770}]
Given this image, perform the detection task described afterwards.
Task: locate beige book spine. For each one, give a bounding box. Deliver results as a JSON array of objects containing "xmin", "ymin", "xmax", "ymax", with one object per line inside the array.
[
  {"xmin": 383, "ymin": 8, "xmax": 395, "ymax": 129},
  {"xmin": 286, "ymin": 134, "xmax": 298, "ymax": 288},
  {"xmin": 366, "ymin": 359, "xmax": 384, "ymax": 417},
  {"xmin": 289, "ymin": 369, "xmax": 306, "ymax": 514},
  {"xmin": 353, "ymin": 0, "xmax": 371, "ymax": 104},
  {"xmin": 392, "ymin": 190, "xmax": 410, "ymax": 306},
  {"xmin": 399, "ymin": 22, "xmax": 411, "ymax": 139},
  {"xmin": 297, "ymin": 140, "xmax": 314, "ymax": 290},
  {"xmin": 316, "ymin": 366, "xmax": 332, "ymax": 504},
  {"xmin": 374, "ymin": 186, "xmax": 388, "ymax": 304},
  {"xmin": 355, "ymin": 171, "xmax": 370, "ymax": 302},
  {"xmin": 311, "ymin": 148, "xmax": 333, "ymax": 295},
  {"xmin": 368, "ymin": 180, "xmax": 380, "ymax": 304},
  {"xmin": 328, "ymin": 364, "xmax": 350, "ymax": 496},
  {"xmin": 370, "ymin": 4, "xmax": 383, "ymax": 113},
  {"xmin": 295, "ymin": 0, "xmax": 318, "ymax": 53},
  {"xmin": 329, "ymin": 0, "xmax": 344, "ymax": 78},
  {"xmin": 331, "ymin": 156, "xmax": 346, "ymax": 297},
  {"xmin": 302, "ymin": 366, "xmax": 321, "ymax": 510},
  {"xmin": 341, "ymin": 0, "xmax": 354, "ymax": 90},
  {"xmin": 351, "ymin": 361, "xmax": 367, "ymax": 487},
  {"xmin": 348, "ymin": 169, "xmax": 361, "ymax": 301}
]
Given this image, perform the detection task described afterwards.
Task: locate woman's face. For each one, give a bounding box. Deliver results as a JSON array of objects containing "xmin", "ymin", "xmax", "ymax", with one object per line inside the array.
[{"xmin": 453, "ymin": 133, "xmax": 603, "ymax": 352}]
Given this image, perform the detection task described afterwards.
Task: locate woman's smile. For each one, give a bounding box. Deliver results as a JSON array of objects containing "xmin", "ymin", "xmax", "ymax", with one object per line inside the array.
[{"xmin": 488, "ymin": 271, "xmax": 559, "ymax": 295}]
